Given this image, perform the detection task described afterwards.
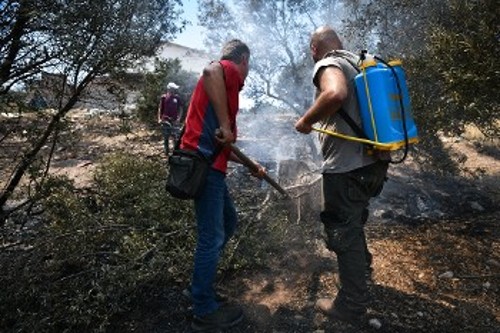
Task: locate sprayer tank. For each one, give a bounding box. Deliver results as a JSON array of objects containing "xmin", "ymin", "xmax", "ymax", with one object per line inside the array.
[{"xmin": 354, "ymin": 60, "xmax": 418, "ymax": 150}]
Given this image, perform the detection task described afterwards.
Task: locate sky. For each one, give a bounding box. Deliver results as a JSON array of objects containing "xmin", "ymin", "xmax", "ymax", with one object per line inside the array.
[
  {"xmin": 172, "ymin": 0, "xmax": 206, "ymax": 50},
  {"xmin": 171, "ymin": 0, "xmax": 254, "ymax": 109}
]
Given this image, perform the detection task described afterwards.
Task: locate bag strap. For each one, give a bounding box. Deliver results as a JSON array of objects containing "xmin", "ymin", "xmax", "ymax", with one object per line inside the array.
[
  {"xmin": 173, "ymin": 125, "xmax": 223, "ymax": 163},
  {"xmin": 173, "ymin": 125, "xmax": 185, "ymax": 151}
]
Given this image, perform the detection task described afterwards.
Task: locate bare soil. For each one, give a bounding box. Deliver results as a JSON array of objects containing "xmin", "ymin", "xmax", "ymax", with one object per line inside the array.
[{"xmin": 2, "ymin": 112, "xmax": 498, "ymax": 332}]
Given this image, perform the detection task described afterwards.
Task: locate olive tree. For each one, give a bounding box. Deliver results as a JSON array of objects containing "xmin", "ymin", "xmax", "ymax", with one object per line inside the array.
[
  {"xmin": 198, "ymin": 0, "xmax": 348, "ymax": 162},
  {"xmin": 198, "ymin": 0, "xmax": 346, "ymax": 114},
  {"xmin": 0, "ymin": 0, "xmax": 186, "ymax": 220},
  {"xmin": 341, "ymin": 0, "xmax": 499, "ymax": 136}
]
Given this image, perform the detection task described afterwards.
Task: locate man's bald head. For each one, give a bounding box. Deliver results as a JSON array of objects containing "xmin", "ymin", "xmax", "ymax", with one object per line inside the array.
[{"xmin": 310, "ymin": 26, "xmax": 343, "ymax": 62}]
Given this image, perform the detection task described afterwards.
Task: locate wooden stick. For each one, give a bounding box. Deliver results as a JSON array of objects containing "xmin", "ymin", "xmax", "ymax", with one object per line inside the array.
[{"xmin": 229, "ymin": 144, "xmax": 289, "ymax": 197}]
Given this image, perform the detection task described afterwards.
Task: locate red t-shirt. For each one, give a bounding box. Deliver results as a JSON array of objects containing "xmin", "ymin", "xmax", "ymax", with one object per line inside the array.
[{"xmin": 180, "ymin": 60, "xmax": 244, "ymax": 173}]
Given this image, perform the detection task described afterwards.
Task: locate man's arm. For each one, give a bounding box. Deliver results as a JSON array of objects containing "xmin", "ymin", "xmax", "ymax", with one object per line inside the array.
[
  {"xmin": 177, "ymin": 106, "xmax": 185, "ymax": 124},
  {"xmin": 295, "ymin": 66, "xmax": 348, "ymax": 133},
  {"xmin": 177, "ymin": 97, "xmax": 186, "ymax": 124},
  {"xmin": 203, "ymin": 62, "xmax": 234, "ymax": 144},
  {"xmin": 157, "ymin": 98, "xmax": 162, "ymax": 123}
]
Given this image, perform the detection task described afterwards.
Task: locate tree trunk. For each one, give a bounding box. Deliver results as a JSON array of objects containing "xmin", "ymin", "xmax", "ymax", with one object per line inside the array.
[{"xmin": 0, "ymin": 73, "xmax": 94, "ymax": 223}]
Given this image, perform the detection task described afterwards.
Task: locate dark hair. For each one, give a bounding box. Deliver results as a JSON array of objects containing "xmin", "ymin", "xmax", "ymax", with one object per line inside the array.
[{"xmin": 220, "ymin": 39, "xmax": 250, "ymax": 64}]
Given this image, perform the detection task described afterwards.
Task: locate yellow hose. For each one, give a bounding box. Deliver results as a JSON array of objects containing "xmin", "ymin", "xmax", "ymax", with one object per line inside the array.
[
  {"xmin": 312, "ymin": 127, "xmax": 419, "ymax": 151},
  {"xmin": 311, "ymin": 127, "xmax": 394, "ymax": 150}
]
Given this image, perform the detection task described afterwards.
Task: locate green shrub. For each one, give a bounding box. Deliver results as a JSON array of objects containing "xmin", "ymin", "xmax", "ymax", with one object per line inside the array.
[
  {"xmin": 0, "ymin": 153, "xmax": 196, "ymax": 332},
  {"xmin": 0, "ymin": 152, "xmax": 298, "ymax": 332}
]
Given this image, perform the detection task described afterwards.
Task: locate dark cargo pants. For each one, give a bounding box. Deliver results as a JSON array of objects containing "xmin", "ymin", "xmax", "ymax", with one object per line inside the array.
[
  {"xmin": 321, "ymin": 160, "xmax": 389, "ymax": 315},
  {"xmin": 161, "ymin": 121, "xmax": 179, "ymax": 155}
]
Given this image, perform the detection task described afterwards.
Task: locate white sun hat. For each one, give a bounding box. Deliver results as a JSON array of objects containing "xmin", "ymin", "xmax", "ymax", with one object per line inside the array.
[{"xmin": 167, "ymin": 82, "xmax": 180, "ymax": 89}]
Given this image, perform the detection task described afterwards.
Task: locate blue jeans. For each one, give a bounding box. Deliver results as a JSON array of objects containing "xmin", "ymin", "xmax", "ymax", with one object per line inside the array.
[{"xmin": 191, "ymin": 168, "xmax": 238, "ymax": 316}]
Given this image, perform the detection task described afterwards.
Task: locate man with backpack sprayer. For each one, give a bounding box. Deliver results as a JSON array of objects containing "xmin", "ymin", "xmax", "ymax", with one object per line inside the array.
[{"xmin": 295, "ymin": 25, "xmax": 390, "ymax": 325}]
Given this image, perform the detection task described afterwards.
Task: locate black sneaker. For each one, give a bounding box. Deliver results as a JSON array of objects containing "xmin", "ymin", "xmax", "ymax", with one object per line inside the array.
[
  {"xmin": 182, "ymin": 288, "xmax": 228, "ymax": 303},
  {"xmin": 191, "ymin": 304, "xmax": 244, "ymax": 331}
]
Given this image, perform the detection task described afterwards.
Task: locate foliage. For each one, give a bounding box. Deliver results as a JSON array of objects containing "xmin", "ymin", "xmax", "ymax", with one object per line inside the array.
[
  {"xmin": 341, "ymin": 0, "xmax": 437, "ymax": 57},
  {"xmin": 197, "ymin": 0, "xmax": 333, "ymax": 159},
  {"xmin": 423, "ymin": 0, "xmax": 499, "ymax": 136},
  {"xmin": 0, "ymin": 0, "xmax": 186, "ymax": 218},
  {"xmin": 223, "ymin": 190, "xmax": 295, "ymax": 271},
  {"xmin": 198, "ymin": 0, "xmax": 345, "ymax": 114},
  {"xmin": 199, "ymin": 0, "xmax": 498, "ymax": 166},
  {"xmin": 0, "ymin": 151, "xmax": 293, "ymax": 331},
  {"xmin": 342, "ymin": 0, "xmax": 499, "ymax": 139},
  {"xmin": 0, "ymin": 0, "xmax": 184, "ymax": 93},
  {"xmin": 0, "ymin": 153, "xmax": 195, "ymax": 331}
]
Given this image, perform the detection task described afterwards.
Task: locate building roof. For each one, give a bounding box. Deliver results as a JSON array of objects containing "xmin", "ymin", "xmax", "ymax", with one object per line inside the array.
[{"xmin": 139, "ymin": 41, "xmax": 213, "ymax": 74}]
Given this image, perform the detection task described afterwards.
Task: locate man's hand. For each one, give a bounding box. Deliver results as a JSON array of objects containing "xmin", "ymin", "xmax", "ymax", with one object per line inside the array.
[
  {"xmin": 295, "ymin": 117, "xmax": 312, "ymax": 134},
  {"xmin": 250, "ymin": 163, "xmax": 266, "ymax": 179},
  {"xmin": 215, "ymin": 127, "xmax": 235, "ymax": 145}
]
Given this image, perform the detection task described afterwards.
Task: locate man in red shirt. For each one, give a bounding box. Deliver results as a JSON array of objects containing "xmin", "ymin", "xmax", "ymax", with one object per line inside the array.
[
  {"xmin": 157, "ymin": 82, "xmax": 183, "ymax": 155},
  {"xmin": 180, "ymin": 39, "xmax": 264, "ymax": 331}
]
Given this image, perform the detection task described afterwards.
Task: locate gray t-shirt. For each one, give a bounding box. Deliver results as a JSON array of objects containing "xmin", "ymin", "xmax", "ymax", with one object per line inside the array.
[{"xmin": 312, "ymin": 50, "xmax": 384, "ymax": 173}]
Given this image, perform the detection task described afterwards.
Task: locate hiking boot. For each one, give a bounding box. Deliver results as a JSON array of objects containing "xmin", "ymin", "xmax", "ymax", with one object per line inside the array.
[
  {"xmin": 315, "ymin": 298, "xmax": 364, "ymax": 324},
  {"xmin": 191, "ymin": 304, "xmax": 244, "ymax": 331},
  {"xmin": 182, "ymin": 288, "xmax": 228, "ymax": 303}
]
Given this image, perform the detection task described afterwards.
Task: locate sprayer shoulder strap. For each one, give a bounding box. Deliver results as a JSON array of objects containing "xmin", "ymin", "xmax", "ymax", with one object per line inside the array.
[
  {"xmin": 326, "ymin": 52, "xmax": 370, "ymax": 141},
  {"xmin": 173, "ymin": 124, "xmax": 223, "ymax": 163},
  {"xmin": 341, "ymin": 57, "xmax": 361, "ymax": 74},
  {"xmin": 337, "ymin": 108, "xmax": 368, "ymax": 140},
  {"xmin": 325, "ymin": 50, "xmax": 361, "ymax": 74}
]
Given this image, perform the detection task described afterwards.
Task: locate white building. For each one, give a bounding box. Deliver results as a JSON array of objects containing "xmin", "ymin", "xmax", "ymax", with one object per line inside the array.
[
  {"xmin": 78, "ymin": 42, "xmax": 213, "ymax": 114},
  {"xmin": 141, "ymin": 42, "xmax": 213, "ymax": 75},
  {"xmin": 28, "ymin": 42, "xmax": 226, "ymax": 114}
]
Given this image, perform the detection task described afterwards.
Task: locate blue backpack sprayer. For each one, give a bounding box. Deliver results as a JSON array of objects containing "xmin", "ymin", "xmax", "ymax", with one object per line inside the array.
[{"xmin": 312, "ymin": 50, "xmax": 419, "ymax": 163}]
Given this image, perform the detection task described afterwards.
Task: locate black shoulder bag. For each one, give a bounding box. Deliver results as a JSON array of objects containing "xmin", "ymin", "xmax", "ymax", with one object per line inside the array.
[
  {"xmin": 166, "ymin": 61, "xmax": 228, "ymax": 199},
  {"xmin": 165, "ymin": 126, "xmax": 222, "ymax": 200}
]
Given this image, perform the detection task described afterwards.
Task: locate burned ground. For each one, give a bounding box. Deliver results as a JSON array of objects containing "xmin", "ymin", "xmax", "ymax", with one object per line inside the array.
[
  {"xmin": 1, "ymin": 112, "xmax": 498, "ymax": 333},
  {"xmin": 120, "ymin": 184, "xmax": 499, "ymax": 333}
]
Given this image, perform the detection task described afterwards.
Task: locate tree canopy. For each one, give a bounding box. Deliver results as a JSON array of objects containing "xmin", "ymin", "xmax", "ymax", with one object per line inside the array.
[
  {"xmin": 0, "ymin": 0, "xmax": 186, "ymax": 217},
  {"xmin": 342, "ymin": 0, "xmax": 499, "ymax": 136},
  {"xmin": 199, "ymin": 0, "xmax": 347, "ymax": 114},
  {"xmin": 1, "ymin": 0, "xmax": 185, "ymax": 92},
  {"xmin": 197, "ymin": 0, "xmax": 498, "ymax": 138}
]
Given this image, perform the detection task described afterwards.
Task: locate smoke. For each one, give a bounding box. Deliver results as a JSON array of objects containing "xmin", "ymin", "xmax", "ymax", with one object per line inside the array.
[
  {"xmin": 234, "ymin": 106, "xmax": 323, "ymax": 223},
  {"xmin": 236, "ymin": 107, "xmax": 319, "ymax": 162},
  {"xmin": 201, "ymin": 1, "xmax": 356, "ymax": 184}
]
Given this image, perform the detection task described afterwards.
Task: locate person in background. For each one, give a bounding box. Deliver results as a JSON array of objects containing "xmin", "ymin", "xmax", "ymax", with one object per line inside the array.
[
  {"xmin": 157, "ymin": 82, "xmax": 183, "ymax": 155},
  {"xmin": 295, "ymin": 26, "xmax": 390, "ymax": 324},
  {"xmin": 180, "ymin": 39, "xmax": 265, "ymax": 331}
]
